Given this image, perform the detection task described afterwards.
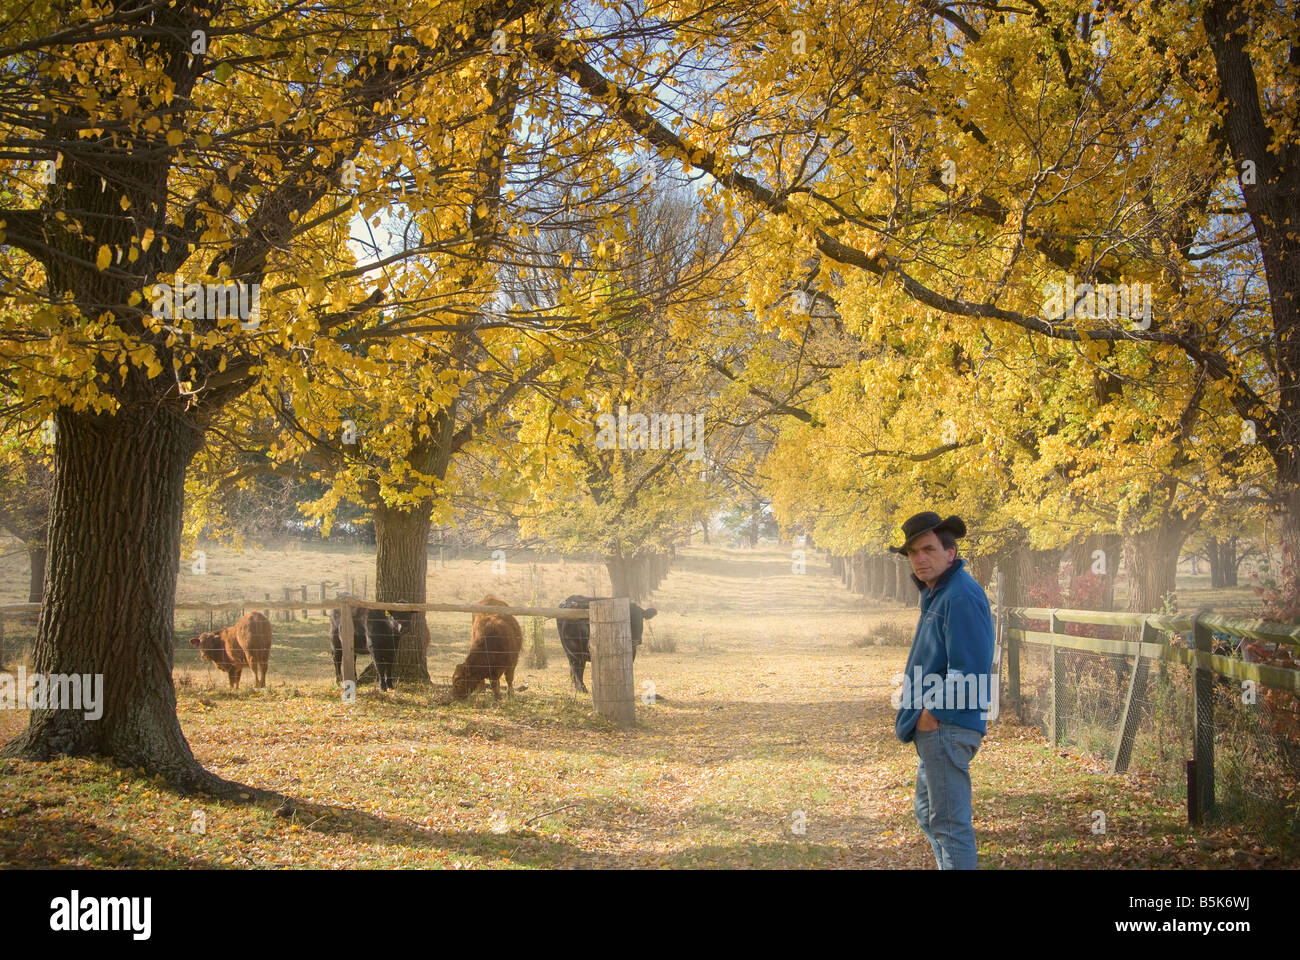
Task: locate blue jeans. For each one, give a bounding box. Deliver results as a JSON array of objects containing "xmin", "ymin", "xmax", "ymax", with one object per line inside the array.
[{"xmin": 913, "ymin": 723, "xmax": 983, "ymax": 869}]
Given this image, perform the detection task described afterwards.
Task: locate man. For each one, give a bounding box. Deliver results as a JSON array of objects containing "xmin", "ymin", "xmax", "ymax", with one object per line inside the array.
[{"xmin": 891, "ymin": 511, "xmax": 995, "ymax": 870}]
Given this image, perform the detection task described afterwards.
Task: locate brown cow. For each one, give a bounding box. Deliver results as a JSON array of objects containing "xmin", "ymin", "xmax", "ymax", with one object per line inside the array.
[
  {"xmin": 188, "ymin": 611, "xmax": 272, "ymax": 689},
  {"xmin": 450, "ymin": 595, "xmax": 523, "ymax": 701}
]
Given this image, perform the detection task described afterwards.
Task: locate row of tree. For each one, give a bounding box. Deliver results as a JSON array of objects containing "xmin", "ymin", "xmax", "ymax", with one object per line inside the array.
[{"xmin": 1, "ymin": 1, "xmax": 1294, "ymax": 790}]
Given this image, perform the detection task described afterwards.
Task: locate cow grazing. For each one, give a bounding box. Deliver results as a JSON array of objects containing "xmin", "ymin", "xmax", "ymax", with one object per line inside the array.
[
  {"xmin": 330, "ymin": 606, "xmax": 412, "ymax": 691},
  {"xmin": 189, "ymin": 611, "xmax": 272, "ymax": 689},
  {"xmin": 450, "ymin": 595, "xmax": 524, "ymax": 701},
  {"xmin": 555, "ymin": 595, "xmax": 657, "ymax": 693}
]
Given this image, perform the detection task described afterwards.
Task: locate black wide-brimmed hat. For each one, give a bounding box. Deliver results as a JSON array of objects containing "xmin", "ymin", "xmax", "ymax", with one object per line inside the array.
[{"xmin": 889, "ymin": 511, "xmax": 967, "ymax": 554}]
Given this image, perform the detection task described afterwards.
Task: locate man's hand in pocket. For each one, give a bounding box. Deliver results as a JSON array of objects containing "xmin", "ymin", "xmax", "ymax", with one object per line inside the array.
[{"xmin": 917, "ymin": 709, "xmax": 940, "ymax": 732}]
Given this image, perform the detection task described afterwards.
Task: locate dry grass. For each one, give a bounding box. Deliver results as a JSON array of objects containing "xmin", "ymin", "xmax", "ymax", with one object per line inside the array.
[{"xmin": 0, "ymin": 542, "xmax": 1296, "ymax": 868}]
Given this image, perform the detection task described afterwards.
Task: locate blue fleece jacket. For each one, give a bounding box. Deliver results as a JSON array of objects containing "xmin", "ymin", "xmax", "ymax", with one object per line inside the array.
[{"xmin": 894, "ymin": 558, "xmax": 996, "ymax": 743}]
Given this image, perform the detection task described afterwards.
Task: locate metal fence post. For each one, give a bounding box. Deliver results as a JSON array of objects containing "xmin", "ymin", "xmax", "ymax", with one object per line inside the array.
[
  {"xmin": 999, "ymin": 567, "xmax": 1021, "ymax": 722},
  {"xmin": 1191, "ymin": 613, "xmax": 1216, "ymax": 821},
  {"xmin": 1049, "ymin": 609, "xmax": 1063, "ymax": 746}
]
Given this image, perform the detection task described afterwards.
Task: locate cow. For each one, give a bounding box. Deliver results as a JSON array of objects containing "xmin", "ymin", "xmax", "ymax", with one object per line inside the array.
[
  {"xmin": 329, "ymin": 606, "xmax": 413, "ymax": 691},
  {"xmin": 450, "ymin": 595, "xmax": 524, "ymax": 701},
  {"xmin": 555, "ymin": 595, "xmax": 657, "ymax": 693},
  {"xmin": 188, "ymin": 611, "xmax": 272, "ymax": 689}
]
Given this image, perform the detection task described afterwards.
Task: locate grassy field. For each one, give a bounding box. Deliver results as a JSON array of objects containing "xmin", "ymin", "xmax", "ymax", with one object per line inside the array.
[{"xmin": 0, "ymin": 541, "xmax": 1295, "ymax": 868}]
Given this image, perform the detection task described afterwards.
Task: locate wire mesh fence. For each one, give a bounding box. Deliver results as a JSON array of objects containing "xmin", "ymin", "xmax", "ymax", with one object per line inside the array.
[{"xmin": 1014, "ymin": 626, "xmax": 1300, "ymax": 839}]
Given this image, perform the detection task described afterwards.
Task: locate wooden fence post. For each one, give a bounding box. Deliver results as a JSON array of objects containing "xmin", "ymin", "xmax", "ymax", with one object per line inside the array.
[
  {"xmin": 1192, "ymin": 613, "xmax": 1216, "ymax": 819},
  {"xmin": 339, "ymin": 597, "xmax": 357, "ymax": 691},
  {"xmin": 1110, "ymin": 618, "xmax": 1153, "ymax": 774},
  {"xmin": 589, "ymin": 598, "xmax": 635, "ymax": 727},
  {"xmin": 282, "ymin": 586, "xmax": 293, "ymax": 622},
  {"xmin": 320, "ymin": 581, "xmax": 327, "ymax": 615},
  {"xmin": 1049, "ymin": 609, "xmax": 1064, "ymax": 746}
]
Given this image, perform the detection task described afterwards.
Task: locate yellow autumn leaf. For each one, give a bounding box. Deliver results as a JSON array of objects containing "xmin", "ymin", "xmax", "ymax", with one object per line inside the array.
[{"xmin": 96, "ymin": 245, "xmax": 111, "ymax": 270}]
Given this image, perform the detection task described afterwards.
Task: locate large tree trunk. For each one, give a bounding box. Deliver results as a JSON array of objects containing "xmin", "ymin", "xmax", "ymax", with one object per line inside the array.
[
  {"xmin": 1207, "ymin": 536, "xmax": 1226, "ymax": 589},
  {"xmin": 27, "ymin": 542, "xmax": 46, "ymax": 604},
  {"xmin": 370, "ymin": 501, "xmax": 433, "ymax": 684},
  {"xmin": 1124, "ymin": 527, "xmax": 1188, "ymax": 614},
  {"xmin": 998, "ymin": 549, "xmax": 1024, "ymax": 606},
  {"xmin": 1222, "ymin": 536, "xmax": 1240, "ymax": 587},
  {"xmin": 1067, "ymin": 532, "xmax": 1120, "ymax": 610},
  {"xmin": 605, "ymin": 554, "xmax": 641, "ymax": 601},
  {"xmin": 1207, "ymin": 535, "xmax": 1241, "ymax": 588},
  {"xmin": 1, "ymin": 406, "xmax": 223, "ymax": 791}
]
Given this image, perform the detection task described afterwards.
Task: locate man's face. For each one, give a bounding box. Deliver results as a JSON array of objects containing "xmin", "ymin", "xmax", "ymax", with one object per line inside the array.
[{"xmin": 905, "ymin": 530, "xmax": 956, "ymax": 584}]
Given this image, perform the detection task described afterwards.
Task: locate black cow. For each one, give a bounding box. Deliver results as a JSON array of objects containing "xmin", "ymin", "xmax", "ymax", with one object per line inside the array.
[
  {"xmin": 330, "ymin": 606, "xmax": 413, "ymax": 691},
  {"xmin": 555, "ymin": 595, "xmax": 658, "ymax": 693}
]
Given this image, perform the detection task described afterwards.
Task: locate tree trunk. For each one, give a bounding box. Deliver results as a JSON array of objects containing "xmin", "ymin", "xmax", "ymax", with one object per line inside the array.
[
  {"xmin": 1207, "ymin": 536, "xmax": 1225, "ymax": 589},
  {"xmin": 1222, "ymin": 536, "xmax": 1239, "ymax": 587},
  {"xmin": 1099, "ymin": 533, "xmax": 1121, "ymax": 610},
  {"xmin": 1, "ymin": 406, "xmax": 224, "ymax": 791},
  {"xmin": 372, "ymin": 501, "xmax": 432, "ymax": 684},
  {"xmin": 1066, "ymin": 532, "xmax": 1119, "ymax": 609},
  {"xmin": 968, "ymin": 554, "xmax": 994, "ymax": 588},
  {"xmin": 606, "ymin": 554, "xmax": 640, "ymax": 601},
  {"xmin": 699, "ymin": 518, "xmax": 710, "ymax": 544},
  {"xmin": 999, "ymin": 549, "xmax": 1024, "ymax": 606},
  {"xmin": 1124, "ymin": 527, "xmax": 1188, "ymax": 614},
  {"xmin": 27, "ymin": 542, "xmax": 47, "ymax": 604}
]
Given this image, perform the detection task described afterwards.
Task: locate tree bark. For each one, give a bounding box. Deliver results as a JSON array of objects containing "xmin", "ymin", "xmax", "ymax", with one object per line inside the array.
[
  {"xmin": 1, "ymin": 406, "xmax": 224, "ymax": 791},
  {"xmin": 999, "ymin": 549, "xmax": 1024, "ymax": 606},
  {"xmin": 1124, "ymin": 527, "xmax": 1187, "ymax": 614},
  {"xmin": 605, "ymin": 554, "xmax": 637, "ymax": 601},
  {"xmin": 1066, "ymin": 532, "xmax": 1120, "ymax": 609},
  {"xmin": 27, "ymin": 542, "xmax": 47, "ymax": 605},
  {"xmin": 1222, "ymin": 536, "xmax": 1240, "ymax": 587},
  {"xmin": 1207, "ymin": 536, "xmax": 1225, "ymax": 589},
  {"xmin": 371, "ymin": 501, "xmax": 433, "ymax": 684}
]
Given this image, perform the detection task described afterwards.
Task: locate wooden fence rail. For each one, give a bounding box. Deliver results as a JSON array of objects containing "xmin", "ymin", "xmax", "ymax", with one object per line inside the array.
[{"xmin": 996, "ymin": 599, "xmax": 1300, "ymax": 824}]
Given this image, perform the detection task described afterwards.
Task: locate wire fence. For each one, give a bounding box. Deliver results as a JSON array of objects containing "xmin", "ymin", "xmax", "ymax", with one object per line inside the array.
[{"xmin": 1008, "ymin": 608, "xmax": 1300, "ymax": 840}]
